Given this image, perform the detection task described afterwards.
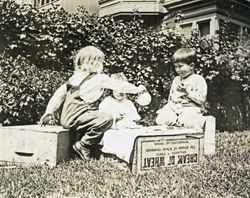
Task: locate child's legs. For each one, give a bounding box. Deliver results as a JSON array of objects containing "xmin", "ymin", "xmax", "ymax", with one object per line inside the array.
[
  {"xmin": 178, "ymin": 107, "xmax": 204, "ymax": 128},
  {"xmin": 156, "ymin": 104, "xmax": 178, "ymax": 125},
  {"xmin": 75, "ymin": 110, "xmax": 113, "ymax": 146}
]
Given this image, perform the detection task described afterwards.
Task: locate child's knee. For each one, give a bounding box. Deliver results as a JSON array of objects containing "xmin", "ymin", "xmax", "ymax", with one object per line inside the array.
[
  {"xmin": 178, "ymin": 108, "xmax": 204, "ymax": 128},
  {"xmin": 156, "ymin": 109, "xmax": 177, "ymax": 125},
  {"xmin": 156, "ymin": 115, "xmax": 177, "ymax": 125},
  {"xmin": 106, "ymin": 113, "xmax": 113, "ymax": 125},
  {"xmin": 155, "ymin": 114, "xmax": 165, "ymax": 125}
]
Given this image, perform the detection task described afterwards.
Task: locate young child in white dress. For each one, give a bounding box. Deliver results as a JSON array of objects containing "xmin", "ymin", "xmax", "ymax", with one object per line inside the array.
[
  {"xmin": 156, "ymin": 48, "xmax": 207, "ymax": 129},
  {"xmin": 99, "ymin": 72, "xmax": 141, "ymax": 128}
]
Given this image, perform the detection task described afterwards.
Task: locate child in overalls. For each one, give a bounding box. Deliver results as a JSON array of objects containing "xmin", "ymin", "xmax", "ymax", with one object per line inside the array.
[
  {"xmin": 39, "ymin": 46, "xmax": 147, "ymax": 161},
  {"xmin": 156, "ymin": 48, "xmax": 207, "ymax": 129}
]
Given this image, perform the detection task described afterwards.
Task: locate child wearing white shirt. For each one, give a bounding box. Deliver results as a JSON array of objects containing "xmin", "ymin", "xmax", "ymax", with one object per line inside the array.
[
  {"xmin": 156, "ymin": 48, "xmax": 207, "ymax": 129},
  {"xmin": 99, "ymin": 73, "xmax": 141, "ymax": 128},
  {"xmin": 39, "ymin": 46, "xmax": 147, "ymax": 161}
]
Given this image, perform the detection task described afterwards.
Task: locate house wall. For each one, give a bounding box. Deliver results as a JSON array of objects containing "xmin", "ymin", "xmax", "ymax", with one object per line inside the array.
[
  {"xmin": 99, "ymin": 0, "xmax": 165, "ymax": 17},
  {"xmin": 61, "ymin": 0, "xmax": 99, "ymax": 14},
  {"xmin": 162, "ymin": 0, "xmax": 250, "ymax": 37},
  {"xmin": 37, "ymin": 0, "xmax": 99, "ymax": 14},
  {"xmin": 14, "ymin": 0, "xmax": 250, "ymax": 36}
]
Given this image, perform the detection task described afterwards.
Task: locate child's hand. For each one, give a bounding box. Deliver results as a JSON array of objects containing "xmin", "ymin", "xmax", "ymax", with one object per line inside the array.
[
  {"xmin": 115, "ymin": 114, "xmax": 124, "ymax": 122},
  {"xmin": 39, "ymin": 113, "xmax": 56, "ymax": 126},
  {"xmin": 177, "ymin": 83, "xmax": 187, "ymax": 93},
  {"xmin": 137, "ymin": 85, "xmax": 147, "ymax": 93}
]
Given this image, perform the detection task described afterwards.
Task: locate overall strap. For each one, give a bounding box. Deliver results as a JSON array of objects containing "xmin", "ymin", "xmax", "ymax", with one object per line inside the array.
[
  {"xmin": 66, "ymin": 72, "xmax": 96, "ymax": 92},
  {"xmin": 79, "ymin": 72, "xmax": 96, "ymax": 87}
]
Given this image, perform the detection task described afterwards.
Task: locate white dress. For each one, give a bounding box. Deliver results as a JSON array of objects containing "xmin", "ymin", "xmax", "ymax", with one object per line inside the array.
[{"xmin": 99, "ymin": 96, "xmax": 141, "ymax": 128}]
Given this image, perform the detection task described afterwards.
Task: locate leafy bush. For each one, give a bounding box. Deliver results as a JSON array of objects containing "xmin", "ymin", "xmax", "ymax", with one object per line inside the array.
[
  {"xmin": 0, "ymin": 0, "xmax": 249, "ymax": 130},
  {"xmin": 183, "ymin": 26, "xmax": 250, "ymax": 131},
  {"xmin": 0, "ymin": 0, "xmax": 182, "ymax": 126},
  {"xmin": 0, "ymin": 54, "xmax": 71, "ymax": 125}
]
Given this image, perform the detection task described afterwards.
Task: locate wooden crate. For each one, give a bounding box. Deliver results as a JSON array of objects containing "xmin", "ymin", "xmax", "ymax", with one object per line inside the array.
[
  {"xmin": 203, "ymin": 116, "xmax": 216, "ymax": 155},
  {"xmin": 130, "ymin": 116, "xmax": 215, "ymax": 174},
  {"xmin": 0, "ymin": 125, "xmax": 70, "ymax": 167},
  {"xmin": 131, "ymin": 133, "xmax": 204, "ymax": 174}
]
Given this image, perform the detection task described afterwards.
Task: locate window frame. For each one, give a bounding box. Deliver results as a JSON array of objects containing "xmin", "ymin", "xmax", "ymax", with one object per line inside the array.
[{"xmin": 197, "ymin": 20, "xmax": 211, "ymax": 36}]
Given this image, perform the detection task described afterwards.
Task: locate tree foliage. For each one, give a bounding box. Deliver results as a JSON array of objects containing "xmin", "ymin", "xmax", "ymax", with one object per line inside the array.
[{"xmin": 0, "ymin": 0, "xmax": 249, "ymax": 130}]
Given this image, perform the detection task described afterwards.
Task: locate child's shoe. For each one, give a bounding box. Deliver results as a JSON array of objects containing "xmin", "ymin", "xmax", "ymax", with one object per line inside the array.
[{"xmin": 73, "ymin": 141, "xmax": 91, "ymax": 161}]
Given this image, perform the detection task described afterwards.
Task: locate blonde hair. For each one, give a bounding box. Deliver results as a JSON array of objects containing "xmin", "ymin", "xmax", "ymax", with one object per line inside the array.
[{"xmin": 74, "ymin": 46, "xmax": 105, "ymax": 73}]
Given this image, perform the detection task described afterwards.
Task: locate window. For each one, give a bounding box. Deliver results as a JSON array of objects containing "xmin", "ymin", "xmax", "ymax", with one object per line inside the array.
[
  {"xmin": 40, "ymin": 0, "xmax": 57, "ymax": 7},
  {"xmin": 243, "ymin": 27, "xmax": 250, "ymax": 34},
  {"xmin": 198, "ymin": 21, "xmax": 210, "ymax": 36},
  {"xmin": 34, "ymin": 0, "xmax": 40, "ymax": 8},
  {"xmin": 180, "ymin": 23, "xmax": 192, "ymax": 37}
]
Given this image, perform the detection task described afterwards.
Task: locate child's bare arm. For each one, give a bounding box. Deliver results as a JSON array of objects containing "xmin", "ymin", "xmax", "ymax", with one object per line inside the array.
[
  {"xmin": 102, "ymin": 77, "xmax": 145, "ymax": 94},
  {"xmin": 39, "ymin": 84, "xmax": 67, "ymax": 126},
  {"xmin": 44, "ymin": 84, "xmax": 67, "ymax": 114}
]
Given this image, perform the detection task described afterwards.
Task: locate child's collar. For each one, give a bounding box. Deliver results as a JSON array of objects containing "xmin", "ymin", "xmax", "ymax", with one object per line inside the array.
[{"xmin": 181, "ymin": 72, "xmax": 194, "ymax": 80}]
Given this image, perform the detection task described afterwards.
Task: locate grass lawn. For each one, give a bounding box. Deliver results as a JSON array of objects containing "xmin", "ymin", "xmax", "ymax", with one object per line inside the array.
[{"xmin": 0, "ymin": 131, "xmax": 249, "ymax": 198}]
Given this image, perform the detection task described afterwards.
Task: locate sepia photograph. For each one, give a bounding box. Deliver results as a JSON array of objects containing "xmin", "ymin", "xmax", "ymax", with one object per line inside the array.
[{"xmin": 0, "ymin": 0, "xmax": 249, "ymax": 197}]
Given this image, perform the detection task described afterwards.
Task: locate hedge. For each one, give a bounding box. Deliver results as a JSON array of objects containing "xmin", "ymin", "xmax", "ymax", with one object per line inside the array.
[{"xmin": 0, "ymin": 0, "xmax": 249, "ymax": 131}]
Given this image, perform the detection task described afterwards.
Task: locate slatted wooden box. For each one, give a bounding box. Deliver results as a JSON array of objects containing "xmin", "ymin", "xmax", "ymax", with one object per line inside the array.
[{"xmin": 0, "ymin": 125, "xmax": 71, "ymax": 167}]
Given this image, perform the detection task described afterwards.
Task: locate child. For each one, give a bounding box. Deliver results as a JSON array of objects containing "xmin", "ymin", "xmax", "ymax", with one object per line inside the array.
[
  {"xmin": 39, "ymin": 46, "xmax": 147, "ymax": 161},
  {"xmin": 156, "ymin": 48, "xmax": 207, "ymax": 129},
  {"xmin": 99, "ymin": 72, "xmax": 141, "ymax": 128}
]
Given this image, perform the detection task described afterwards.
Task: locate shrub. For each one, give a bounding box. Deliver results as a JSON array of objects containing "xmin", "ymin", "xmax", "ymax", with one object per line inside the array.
[
  {"xmin": 183, "ymin": 27, "xmax": 250, "ymax": 130},
  {"xmin": 0, "ymin": 0, "xmax": 249, "ymax": 130},
  {"xmin": 0, "ymin": 0, "xmax": 182, "ymax": 126},
  {"xmin": 0, "ymin": 54, "xmax": 71, "ymax": 125}
]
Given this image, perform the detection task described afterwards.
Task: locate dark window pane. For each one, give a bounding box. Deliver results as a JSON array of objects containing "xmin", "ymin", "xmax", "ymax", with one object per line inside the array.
[{"xmin": 198, "ymin": 21, "xmax": 210, "ymax": 36}]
